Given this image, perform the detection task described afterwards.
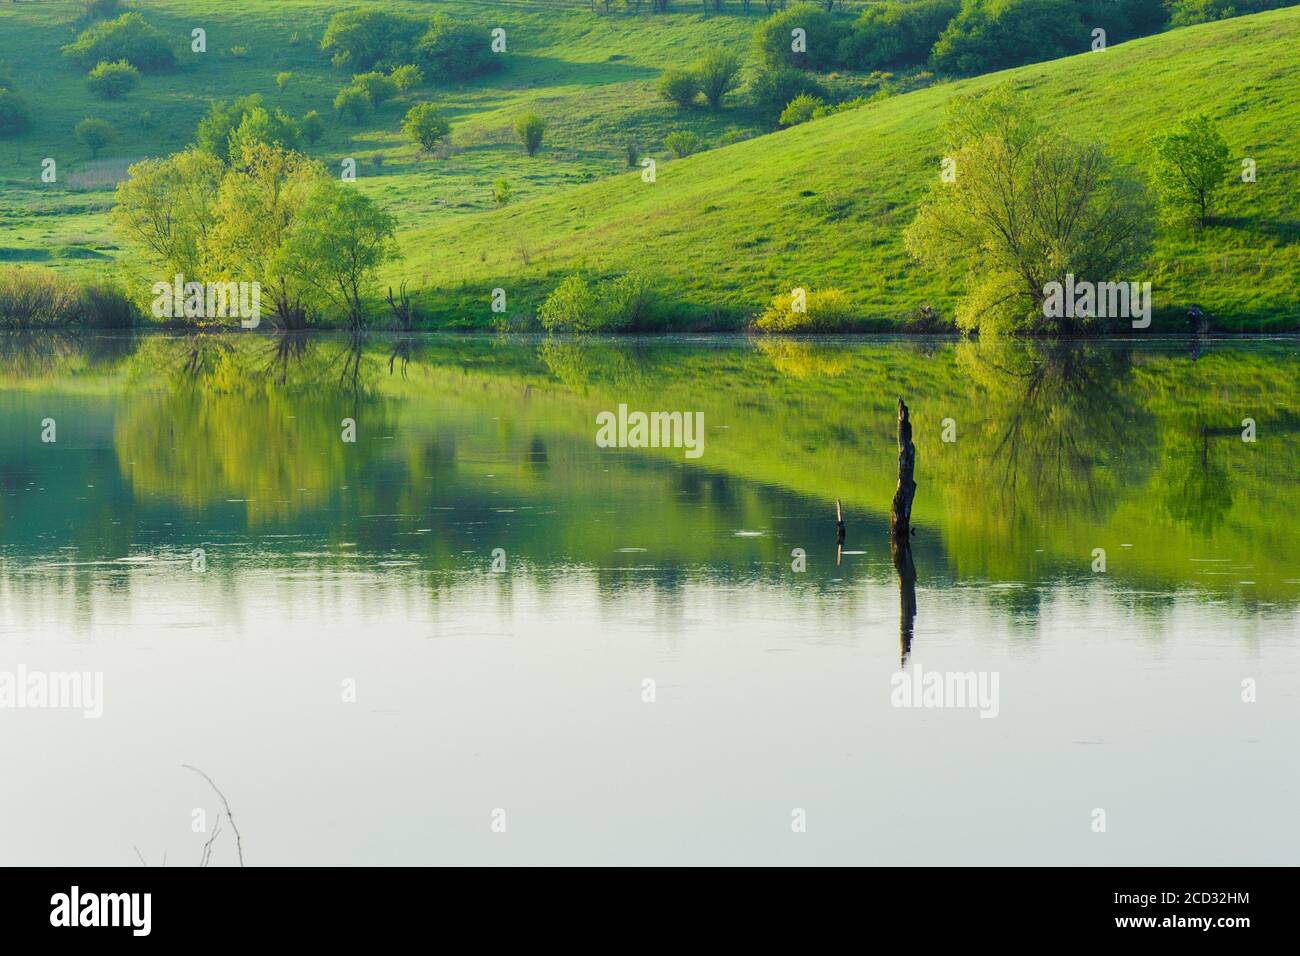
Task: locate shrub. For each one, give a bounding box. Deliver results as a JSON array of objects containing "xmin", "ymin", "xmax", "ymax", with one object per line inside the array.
[
  {"xmin": 80, "ymin": 281, "xmax": 137, "ymax": 328},
  {"xmin": 930, "ymin": 0, "xmax": 1086, "ymax": 76},
  {"xmin": 226, "ymin": 106, "xmax": 301, "ymax": 162},
  {"xmin": 351, "ymin": 71, "xmax": 399, "ymax": 106},
  {"xmin": 492, "ymin": 179, "xmax": 512, "ymax": 206},
  {"xmin": 196, "ymin": 94, "xmax": 263, "ymax": 157},
  {"xmin": 657, "ymin": 67, "xmax": 700, "ymax": 109},
  {"xmin": 62, "ymin": 13, "xmax": 176, "ymax": 72},
  {"xmin": 402, "ymin": 102, "xmax": 451, "ymax": 152},
  {"xmin": 86, "ymin": 59, "xmax": 140, "ymax": 99},
  {"xmin": 390, "ymin": 64, "xmax": 424, "ymax": 93},
  {"xmin": 276, "ymin": 71, "xmax": 293, "ymax": 94},
  {"xmin": 751, "ymin": 67, "xmax": 826, "ymax": 124},
  {"xmin": 514, "ymin": 112, "xmax": 548, "ymax": 156},
  {"xmin": 0, "ymin": 266, "xmax": 80, "ymax": 329},
  {"xmin": 301, "ymin": 110, "xmax": 325, "ymax": 145},
  {"xmin": 334, "ymin": 85, "xmax": 373, "ymax": 124},
  {"xmin": 779, "ymin": 93, "xmax": 824, "ymax": 127},
  {"xmin": 539, "ymin": 271, "xmax": 659, "ymax": 332},
  {"xmin": 0, "ymin": 88, "xmax": 32, "ymax": 138},
  {"xmin": 664, "ymin": 129, "xmax": 703, "ymax": 157},
  {"xmin": 229, "ymin": 46, "xmax": 249, "ymax": 60},
  {"xmin": 837, "ymin": 0, "xmax": 961, "ymax": 71},
  {"xmin": 417, "ymin": 15, "xmax": 499, "ymax": 81},
  {"xmin": 694, "ymin": 47, "xmax": 741, "ymax": 110},
  {"xmin": 755, "ymin": 288, "xmax": 857, "ymax": 332},
  {"xmin": 625, "ymin": 139, "xmax": 639, "ymax": 167},
  {"xmin": 751, "ymin": 4, "xmax": 842, "ymax": 70},
  {"xmin": 320, "ymin": 10, "xmax": 426, "ymax": 71},
  {"xmin": 84, "ymin": 0, "xmax": 123, "ymax": 21},
  {"xmin": 75, "ymin": 117, "xmax": 115, "ymax": 158}
]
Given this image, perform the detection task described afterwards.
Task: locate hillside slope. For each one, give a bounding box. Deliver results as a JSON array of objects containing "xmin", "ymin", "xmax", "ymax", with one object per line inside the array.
[{"xmin": 395, "ymin": 8, "xmax": 1300, "ymax": 330}]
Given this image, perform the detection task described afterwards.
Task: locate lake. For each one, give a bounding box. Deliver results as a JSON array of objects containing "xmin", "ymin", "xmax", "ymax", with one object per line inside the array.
[{"xmin": 0, "ymin": 332, "xmax": 1296, "ymax": 865}]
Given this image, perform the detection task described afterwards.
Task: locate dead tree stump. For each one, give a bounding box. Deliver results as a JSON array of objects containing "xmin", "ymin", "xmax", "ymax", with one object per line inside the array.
[{"xmin": 890, "ymin": 397, "xmax": 916, "ymax": 542}]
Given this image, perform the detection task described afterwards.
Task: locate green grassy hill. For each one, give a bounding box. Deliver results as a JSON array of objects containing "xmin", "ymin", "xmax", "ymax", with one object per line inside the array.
[{"xmin": 1, "ymin": 1, "xmax": 1297, "ymax": 330}]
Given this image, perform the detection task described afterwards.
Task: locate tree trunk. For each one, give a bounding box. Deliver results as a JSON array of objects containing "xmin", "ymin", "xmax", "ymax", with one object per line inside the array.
[{"xmin": 890, "ymin": 397, "xmax": 916, "ymax": 542}]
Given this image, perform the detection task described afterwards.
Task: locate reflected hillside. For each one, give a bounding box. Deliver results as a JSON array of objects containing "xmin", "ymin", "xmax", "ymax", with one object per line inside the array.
[{"xmin": 1, "ymin": 333, "xmax": 1296, "ymax": 616}]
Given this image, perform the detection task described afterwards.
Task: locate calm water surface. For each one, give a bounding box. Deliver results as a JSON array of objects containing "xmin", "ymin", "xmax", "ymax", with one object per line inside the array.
[{"xmin": 1, "ymin": 333, "xmax": 1296, "ymax": 865}]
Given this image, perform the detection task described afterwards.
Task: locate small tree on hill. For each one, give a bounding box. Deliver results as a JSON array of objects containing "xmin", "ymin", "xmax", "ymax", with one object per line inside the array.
[{"xmin": 1151, "ymin": 114, "xmax": 1232, "ymax": 230}]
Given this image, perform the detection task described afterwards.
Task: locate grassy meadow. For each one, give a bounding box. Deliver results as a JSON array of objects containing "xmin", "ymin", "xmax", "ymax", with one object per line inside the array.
[{"xmin": 0, "ymin": 0, "xmax": 1297, "ymax": 330}]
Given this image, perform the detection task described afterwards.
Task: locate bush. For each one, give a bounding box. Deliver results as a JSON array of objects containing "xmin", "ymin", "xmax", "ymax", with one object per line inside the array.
[
  {"xmin": 84, "ymin": 0, "xmax": 123, "ymax": 21},
  {"xmin": 539, "ymin": 271, "xmax": 659, "ymax": 332},
  {"xmin": 80, "ymin": 281, "xmax": 137, "ymax": 328},
  {"xmin": 755, "ymin": 288, "xmax": 857, "ymax": 332},
  {"xmin": 514, "ymin": 112, "xmax": 548, "ymax": 156},
  {"xmin": 320, "ymin": 10, "xmax": 426, "ymax": 71},
  {"xmin": 402, "ymin": 102, "xmax": 451, "ymax": 152},
  {"xmin": 0, "ymin": 267, "xmax": 80, "ymax": 328},
  {"xmin": 837, "ymin": 0, "xmax": 961, "ymax": 71},
  {"xmin": 276, "ymin": 71, "xmax": 293, "ymax": 94},
  {"xmin": 931, "ymin": 0, "xmax": 1086, "ymax": 76},
  {"xmin": 694, "ymin": 47, "xmax": 741, "ymax": 110},
  {"xmin": 492, "ymin": 179, "xmax": 512, "ymax": 206},
  {"xmin": 417, "ymin": 15, "xmax": 499, "ymax": 81},
  {"xmin": 75, "ymin": 117, "xmax": 115, "ymax": 158},
  {"xmin": 664, "ymin": 129, "xmax": 703, "ymax": 157},
  {"xmin": 62, "ymin": 13, "xmax": 176, "ymax": 72},
  {"xmin": 751, "ymin": 4, "xmax": 843, "ymax": 71},
  {"xmin": 0, "ymin": 88, "xmax": 32, "ymax": 138},
  {"xmin": 1167, "ymin": 0, "xmax": 1286, "ymax": 25},
  {"xmin": 301, "ymin": 110, "xmax": 325, "ymax": 145},
  {"xmin": 390, "ymin": 64, "xmax": 424, "ymax": 93},
  {"xmin": 657, "ymin": 67, "xmax": 700, "ymax": 109},
  {"xmin": 779, "ymin": 93, "xmax": 824, "ymax": 127},
  {"xmin": 334, "ymin": 85, "xmax": 373, "ymax": 124},
  {"xmin": 751, "ymin": 67, "xmax": 826, "ymax": 124},
  {"xmin": 86, "ymin": 59, "xmax": 140, "ymax": 99},
  {"xmin": 226, "ymin": 106, "xmax": 301, "ymax": 161},
  {"xmin": 351, "ymin": 71, "xmax": 399, "ymax": 106}
]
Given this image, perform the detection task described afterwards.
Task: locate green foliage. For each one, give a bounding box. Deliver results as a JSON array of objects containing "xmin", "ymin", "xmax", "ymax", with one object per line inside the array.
[
  {"xmin": 493, "ymin": 179, "xmax": 513, "ymax": 206},
  {"xmin": 694, "ymin": 47, "xmax": 742, "ymax": 110},
  {"xmin": 750, "ymin": 67, "xmax": 826, "ymax": 124},
  {"xmin": 838, "ymin": 0, "xmax": 961, "ymax": 71},
  {"xmin": 86, "ymin": 60, "xmax": 140, "ymax": 100},
  {"xmin": 227, "ymin": 106, "xmax": 301, "ymax": 164},
  {"xmin": 196, "ymin": 95, "xmax": 297, "ymax": 162},
  {"xmin": 334, "ymin": 85, "xmax": 373, "ymax": 125},
  {"xmin": 84, "ymin": 0, "xmax": 123, "ymax": 20},
  {"xmin": 389, "ymin": 64, "xmax": 424, "ymax": 94},
  {"xmin": 402, "ymin": 102, "xmax": 452, "ymax": 153},
  {"xmin": 751, "ymin": 4, "xmax": 842, "ymax": 71},
  {"xmin": 111, "ymin": 149, "xmax": 224, "ymax": 280},
  {"xmin": 62, "ymin": 13, "xmax": 176, "ymax": 73},
  {"xmin": 320, "ymin": 10, "xmax": 426, "ymax": 71},
  {"xmin": 664, "ymin": 129, "xmax": 704, "ymax": 157},
  {"xmin": 74, "ymin": 117, "xmax": 115, "ymax": 157},
  {"xmin": 755, "ymin": 288, "xmax": 857, "ymax": 331},
  {"xmin": 1151, "ymin": 114, "xmax": 1232, "ymax": 229},
  {"xmin": 279, "ymin": 180, "xmax": 400, "ymax": 328},
  {"xmin": 416, "ymin": 15, "xmax": 500, "ymax": 81},
  {"xmin": 905, "ymin": 86, "xmax": 1153, "ymax": 334},
  {"xmin": 0, "ymin": 266, "xmax": 81, "ymax": 328},
  {"xmin": 275, "ymin": 72, "xmax": 293, "ymax": 94},
  {"xmin": 351, "ymin": 71, "xmax": 399, "ymax": 107},
  {"xmin": 0, "ymin": 87, "xmax": 31, "ymax": 138},
  {"xmin": 779, "ymin": 93, "xmax": 824, "ymax": 126},
  {"xmin": 514, "ymin": 112, "xmax": 548, "ymax": 156},
  {"xmin": 301, "ymin": 111, "xmax": 325, "ymax": 146},
  {"xmin": 657, "ymin": 67, "xmax": 701, "ymax": 109},
  {"xmin": 538, "ymin": 271, "xmax": 659, "ymax": 332}
]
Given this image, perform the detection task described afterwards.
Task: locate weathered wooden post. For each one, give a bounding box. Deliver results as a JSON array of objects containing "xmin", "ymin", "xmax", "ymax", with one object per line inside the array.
[{"xmin": 891, "ymin": 397, "xmax": 917, "ymax": 665}]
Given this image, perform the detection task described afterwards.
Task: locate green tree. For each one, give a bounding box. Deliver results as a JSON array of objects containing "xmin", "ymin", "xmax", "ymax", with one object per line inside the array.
[
  {"xmin": 86, "ymin": 59, "xmax": 140, "ymax": 99},
  {"xmin": 1151, "ymin": 114, "xmax": 1232, "ymax": 230},
  {"xmin": 904, "ymin": 86, "xmax": 1152, "ymax": 334},
  {"xmin": 514, "ymin": 113, "xmax": 548, "ymax": 157},
  {"xmin": 492, "ymin": 179, "xmax": 512, "ymax": 207},
  {"xmin": 750, "ymin": 66, "xmax": 825, "ymax": 124},
  {"xmin": 657, "ymin": 67, "xmax": 700, "ymax": 109},
  {"xmin": 351, "ymin": 71, "xmax": 399, "ymax": 106},
  {"xmin": 416, "ymin": 15, "xmax": 500, "ymax": 81},
  {"xmin": 334, "ymin": 85, "xmax": 373, "ymax": 124},
  {"xmin": 779, "ymin": 93, "xmax": 823, "ymax": 126},
  {"xmin": 61, "ymin": 12, "xmax": 176, "ymax": 72},
  {"xmin": 301, "ymin": 110, "xmax": 325, "ymax": 145},
  {"xmin": 226, "ymin": 106, "xmax": 301, "ymax": 164},
  {"xmin": 111, "ymin": 149, "xmax": 224, "ymax": 280},
  {"xmin": 389, "ymin": 64, "xmax": 424, "ymax": 94},
  {"xmin": 664, "ymin": 129, "xmax": 703, "ymax": 157},
  {"xmin": 751, "ymin": 4, "xmax": 841, "ymax": 70},
  {"xmin": 275, "ymin": 71, "xmax": 293, "ymax": 95},
  {"xmin": 280, "ymin": 181, "xmax": 399, "ymax": 328},
  {"xmin": 694, "ymin": 48, "xmax": 741, "ymax": 111},
  {"xmin": 402, "ymin": 102, "xmax": 451, "ymax": 153},
  {"xmin": 75, "ymin": 117, "xmax": 115, "ymax": 158},
  {"xmin": 0, "ymin": 88, "xmax": 31, "ymax": 137}
]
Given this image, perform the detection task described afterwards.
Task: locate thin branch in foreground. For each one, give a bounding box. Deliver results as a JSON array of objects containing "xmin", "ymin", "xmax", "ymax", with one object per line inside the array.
[{"xmin": 183, "ymin": 764, "xmax": 245, "ymax": 867}]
